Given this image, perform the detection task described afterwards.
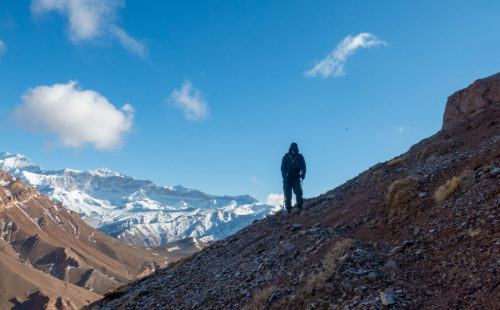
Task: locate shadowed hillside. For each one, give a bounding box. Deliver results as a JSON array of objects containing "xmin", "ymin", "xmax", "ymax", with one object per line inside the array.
[{"xmin": 83, "ymin": 73, "xmax": 497, "ymax": 309}]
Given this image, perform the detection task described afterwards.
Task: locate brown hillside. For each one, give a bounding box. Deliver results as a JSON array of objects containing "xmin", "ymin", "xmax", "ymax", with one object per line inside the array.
[
  {"xmin": 0, "ymin": 239, "xmax": 100, "ymax": 310},
  {"xmin": 0, "ymin": 171, "xmax": 176, "ymax": 309},
  {"xmin": 87, "ymin": 73, "xmax": 500, "ymax": 310}
]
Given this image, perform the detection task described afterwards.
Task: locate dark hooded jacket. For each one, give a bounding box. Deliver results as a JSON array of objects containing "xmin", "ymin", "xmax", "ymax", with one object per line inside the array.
[{"xmin": 281, "ymin": 143, "xmax": 306, "ymax": 181}]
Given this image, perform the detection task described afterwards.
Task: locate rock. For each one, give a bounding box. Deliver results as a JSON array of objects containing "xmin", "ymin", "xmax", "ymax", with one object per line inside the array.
[
  {"xmin": 402, "ymin": 240, "xmax": 415, "ymax": 248},
  {"xmin": 292, "ymin": 224, "xmax": 302, "ymax": 231},
  {"xmin": 443, "ymin": 73, "xmax": 500, "ymax": 130},
  {"xmin": 306, "ymin": 246, "xmax": 316, "ymax": 254},
  {"xmin": 418, "ymin": 192, "xmax": 427, "ymax": 198},
  {"xmin": 384, "ymin": 260, "xmax": 398, "ymax": 273},
  {"xmin": 268, "ymin": 292, "xmax": 280, "ymax": 302},
  {"xmin": 390, "ymin": 246, "xmax": 403, "ymax": 255},
  {"xmin": 366, "ymin": 272, "xmax": 378, "ymax": 281},
  {"xmin": 380, "ymin": 291, "xmax": 396, "ymax": 306}
]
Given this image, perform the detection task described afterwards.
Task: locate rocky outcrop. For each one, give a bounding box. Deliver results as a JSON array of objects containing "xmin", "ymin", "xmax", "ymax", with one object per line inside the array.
[{"xmin": 443, "ymin": 72, "xmax": 500, "ymax": 130}]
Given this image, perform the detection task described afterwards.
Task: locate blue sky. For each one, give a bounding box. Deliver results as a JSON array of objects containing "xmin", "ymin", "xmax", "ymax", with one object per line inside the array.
[{"xmin": 0, "ymin": 0, "xmax": 499, "ymax": 202}]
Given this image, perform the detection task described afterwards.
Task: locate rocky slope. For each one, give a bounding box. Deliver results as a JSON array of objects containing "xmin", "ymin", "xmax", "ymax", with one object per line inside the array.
[
  {"xmin": 0, "ymin": 154, "xmax": 280, "ymax": 247},
  {"xmin": 87, "ymin": 73, "xmax": 499, "ymax": 310},
  {"xmin": 0, "ymin": 172, "xmax": 178, "ymax": 309}
]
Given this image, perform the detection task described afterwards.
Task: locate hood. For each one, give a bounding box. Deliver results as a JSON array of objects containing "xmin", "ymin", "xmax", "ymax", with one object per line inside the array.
[{"xmin": 289, "ymin": 142, "xmax": 299, "ymax": 153}]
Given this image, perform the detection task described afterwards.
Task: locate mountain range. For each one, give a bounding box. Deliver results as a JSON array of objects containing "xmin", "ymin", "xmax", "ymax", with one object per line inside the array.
[
  {"xmin": 0, "ymin": 170, "xmax": 177, "ymax": 309},
  {"xmin": 0, "ymin": 153, "xmax": 280, "ymax": 247}
]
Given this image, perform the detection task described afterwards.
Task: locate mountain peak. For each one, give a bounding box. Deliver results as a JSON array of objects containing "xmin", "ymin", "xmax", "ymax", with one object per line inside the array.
[{"xmin": 0, "ymin": 152, "xmax": 42, "ymax": 173}]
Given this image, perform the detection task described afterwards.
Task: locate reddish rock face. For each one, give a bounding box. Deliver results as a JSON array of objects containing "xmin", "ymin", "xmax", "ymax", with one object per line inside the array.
[{"xmin": 443, "ymin": 72, "xmax": 500, "ymax": 130}]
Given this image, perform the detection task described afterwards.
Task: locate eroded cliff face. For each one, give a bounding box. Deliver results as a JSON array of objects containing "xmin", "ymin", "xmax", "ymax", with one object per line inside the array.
[
  {"xmin": 443, "ymin": 72, "xmax": 500, "ymax": 130},
  {"xmin": 87, "ymin": 74, "xmax": 499, "ymax": 310}
]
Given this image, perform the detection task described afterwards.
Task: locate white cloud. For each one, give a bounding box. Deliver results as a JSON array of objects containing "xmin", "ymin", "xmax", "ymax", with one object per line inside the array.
[
  {"xmin": 305, "ymin": 32, "xmax": 387, "ymax": 78},
  {"xmin": 266, "ymin": 193, "xmax": 295, "ymax": 208},
  {"xmin": 13, "ymin": 81, "xmax": 134, "ymax": 150},
  {"xmin": 31, "ymin": 0, "xmax": 146, "ymax": 57},
  {"xmin": 250, "ymin": 177, "xmax": 259, "ymax": 184},
  {"xmin": 0, "ymin": 40, "xmax": 5, "ymax": 55},
  {"xmin": 399, "ymin": 127, "xmax": 405, "ymax": 133},
  {"xmin": 109, "ymin": 24, "xmax": 146, "ymax": 57},
  {"xmin": 169, "ymin": 80, "xmax": 208, "ymax": 121}
]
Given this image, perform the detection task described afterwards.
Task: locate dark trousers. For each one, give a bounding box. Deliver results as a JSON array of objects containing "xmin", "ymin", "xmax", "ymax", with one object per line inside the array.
[{"xmin": 283, "ymin": 178, "xmax": 303, "ymax": 211}]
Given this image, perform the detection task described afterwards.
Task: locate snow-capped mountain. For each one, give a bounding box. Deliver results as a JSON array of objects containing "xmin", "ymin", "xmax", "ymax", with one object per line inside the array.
[{"xmin": 0, "ymin": 152, "xmax": 281, "ymax": 247}]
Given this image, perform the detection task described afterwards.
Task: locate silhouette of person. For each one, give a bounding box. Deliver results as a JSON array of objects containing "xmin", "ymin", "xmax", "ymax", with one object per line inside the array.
[{"xmin": 281, "ymin": 142, "xmax": 306, "ymax": 214}]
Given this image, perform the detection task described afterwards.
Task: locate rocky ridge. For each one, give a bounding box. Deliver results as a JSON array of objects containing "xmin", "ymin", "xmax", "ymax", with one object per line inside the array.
[{"xmin": 87, "ymin": 73, "xmax": 500, "ymax": 310}]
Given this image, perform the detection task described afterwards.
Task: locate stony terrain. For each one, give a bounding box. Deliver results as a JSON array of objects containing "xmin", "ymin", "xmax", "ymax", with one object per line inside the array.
[{"xmin": 87, "ymin": 73, "xmax": 500, "ymax": 310}]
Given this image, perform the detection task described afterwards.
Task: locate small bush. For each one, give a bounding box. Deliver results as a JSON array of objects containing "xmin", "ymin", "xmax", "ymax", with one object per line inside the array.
[
  {"xmin": 417, "ymin": 139, "xmax": 455, "ymax": 162},
  {"xmin": 434, "ymin": 176, "xmax": 460, "ymax": 202},
  {"xmin": 458, "ymin": 169, "xmax": 474, "ymax": 189},
  {"xmin": 247, "ymin": 285, "xmax": 277, "ymax": 309},
  {"xmin": 387, "ymin": 155, "xmax": 406, "ymax": 166},
  {"xmin": 370, "ymin": 169, "xmax": 385, "ymax": 182},
  {"xmin": 386, "ymin": 177, "xmax": 419, "ymax": 212},
  {"xmin": 304, "ymin": 238, "xmax": 353, "ymax": 295}
]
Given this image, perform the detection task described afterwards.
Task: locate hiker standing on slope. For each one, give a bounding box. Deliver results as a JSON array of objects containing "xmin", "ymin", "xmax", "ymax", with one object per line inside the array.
[{"xmin": 281, "ymin": 142, "xmax": 306, "ymax": 214}]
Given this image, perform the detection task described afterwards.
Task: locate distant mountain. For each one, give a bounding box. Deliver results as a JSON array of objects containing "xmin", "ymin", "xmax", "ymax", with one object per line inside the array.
[
  {"xmin": 0, "ymin": 153, "xmax": 280, "ymax": 247},
  {"xmin": 0, "ymin": 170, "xmax": 174, "ymax": 309},
  {"xmin": 154, "ymin": 236, "xmax": 209, "ymax": 261}
]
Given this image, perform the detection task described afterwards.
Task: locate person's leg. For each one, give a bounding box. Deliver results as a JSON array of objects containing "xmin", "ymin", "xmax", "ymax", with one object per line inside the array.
[
  {"xmin": 292, "ymin": 179, "xmax": 303, "ymax": 210},
  {"xmin": 283, "ymin": 180, "xmax": 292, "ymax": 213}
]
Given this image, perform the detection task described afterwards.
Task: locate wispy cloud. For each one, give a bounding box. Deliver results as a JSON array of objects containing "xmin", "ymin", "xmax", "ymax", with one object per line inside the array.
[
  {"xmin": 305, "ymin": 32, "xmax": 387, "ymax": 78},
  {"xmin": 399, "ymin": 127, "xmax": 405, "ymax": 133},
  {"xmin": 169, "ymin": 80, "xmax": 208, "ymax": 121},
  {"xmin": 12, "ymin": 81, "xmax": 134, "ymax": 150},
  {"xmin": 31, "ymin": 0, "xmax": 146, "ymax": 57},
  {"xmin": 0, "ymin": 40, "xmax": 5, "ymax": 55},
  {"xmin": 109, "ymin": 24, "xmax": 146, "ymax": 57}
]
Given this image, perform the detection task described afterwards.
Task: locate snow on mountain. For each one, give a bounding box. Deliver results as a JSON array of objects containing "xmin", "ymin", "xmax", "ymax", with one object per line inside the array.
[{"xmin": 0, "ymin": 152, "xmax": 281, "ymax": 247}]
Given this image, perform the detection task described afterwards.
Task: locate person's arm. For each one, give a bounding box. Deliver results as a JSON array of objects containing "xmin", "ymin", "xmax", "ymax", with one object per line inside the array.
[
  {"xmin": 300, "ymin": 155, "xmax": 306, "ymax": 180},
  {"xmin": 281, "ymin": 155, "xmax": 287, "ymax": 179}
]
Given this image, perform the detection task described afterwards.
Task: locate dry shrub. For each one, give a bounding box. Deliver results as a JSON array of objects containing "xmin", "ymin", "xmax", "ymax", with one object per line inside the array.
[
  {"xmin": 247, "ymin": 284, "xmax": 277, "ymax": 309},
  {"xmin": 387, "ymin": 155, "xmax": 407, "ymax": 166},
  {"xmin": 370, "ymin": 169, "xmax": 385, "ymax": 182},
  {"xmin": 458, "ymin": 169, "xmax": 474, "ymax": 189},
  {"xmin": 304, "ymin": 238, "xmax": 353, "ymax": 296},
  {"xmin": 434, "ymin": 176, "xmax": 460, "ymax": 202},
  {"xmin": 386, "ymin": 177, "xmax": 419, "ymax": 212},
  {"xmin": 417, "ymin": 139, "xmax": 455, "ymax": 162}
]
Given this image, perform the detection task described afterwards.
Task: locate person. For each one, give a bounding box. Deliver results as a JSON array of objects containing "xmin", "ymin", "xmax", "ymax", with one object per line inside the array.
[{"xmin": 281, "ymin": 142, "xmax": 306, "ymax": 214}]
